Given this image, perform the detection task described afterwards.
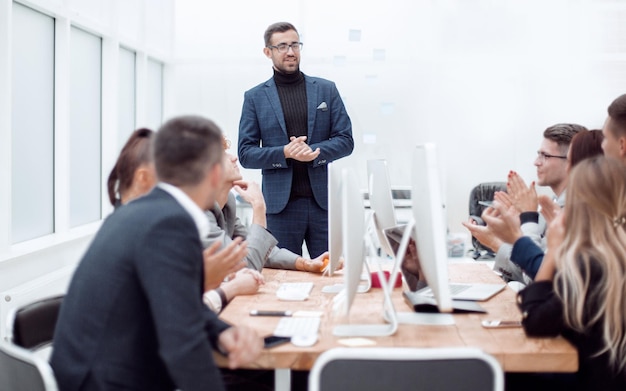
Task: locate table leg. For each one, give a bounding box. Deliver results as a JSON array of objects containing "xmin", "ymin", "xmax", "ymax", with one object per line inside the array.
[{"xmin": 275, "ymin": 368, "xmax": 291, "ymax": 391}]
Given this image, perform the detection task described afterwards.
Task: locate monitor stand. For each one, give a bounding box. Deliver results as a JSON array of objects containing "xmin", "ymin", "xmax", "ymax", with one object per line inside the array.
[
  {"xmin": 332, "ymin": 265, "xmax": 398, "ymax": 337},
  {"xmin": 321, "ymin": 261, "xmax": 372, "ymax": 294}
]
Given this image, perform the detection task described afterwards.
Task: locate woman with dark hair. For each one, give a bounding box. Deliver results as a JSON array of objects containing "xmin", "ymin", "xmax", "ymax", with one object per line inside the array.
[
  {"xmin": 106, "ymin": 128, "xmax": 155, "ymax": 206},
  {"xmin": 568, "ymin": 129, "xmax": 604, "ymax": 169}
]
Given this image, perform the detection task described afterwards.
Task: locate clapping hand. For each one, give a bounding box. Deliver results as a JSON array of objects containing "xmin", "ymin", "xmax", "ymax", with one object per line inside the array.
[
  {"xmin": 203, "ymin": 238, "xmax": 248, "ymax": 292},
  {"xmin": 507, "ymin": 171, "xmax": 538, "ymax": 213},
  {"xmin": 481, "ymin": 192, "xmax": 524, "ymax": 245},
  {"xmin": 538, "ymin": 194, "xmax": 561, "ymax": 225}
]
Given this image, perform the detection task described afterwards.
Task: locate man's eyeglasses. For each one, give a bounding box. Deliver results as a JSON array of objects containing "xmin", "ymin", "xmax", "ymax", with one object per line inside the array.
[
  {"xmin": 267, "ymin": 42, "xmax": 303, "ymax": 53},
  {"xmin": 536, "ymin": 151, "xmax": 567, "ymax": 162}
]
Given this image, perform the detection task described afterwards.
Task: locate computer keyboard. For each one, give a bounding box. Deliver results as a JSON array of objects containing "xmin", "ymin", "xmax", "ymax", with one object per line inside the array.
[
  {"xmin": 273, "ymin": 316, "xmax": 321, "ymax": 337},
  {"xmin": 419, "ymin": 284, "xmax": 470, "ymax": 297},
  {"xmin": 277, "ymin": 282, "xmax": 314, "ymax": 296},
  {"xmin": 449, "ymin": 284, "xmax": 471, "ymax": 295}
]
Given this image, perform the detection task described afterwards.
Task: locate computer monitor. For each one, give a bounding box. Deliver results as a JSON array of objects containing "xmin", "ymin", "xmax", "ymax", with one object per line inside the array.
[
  {"xmin": 332, "ymin": 166, "xmax": 398, "ymax": 337},
  {"xmin": 340, "ymin": 166, "xmax": 367, "ymax": 316},
  {"xmin": 366, "ymin": 159, "xmax": 398, "ymax": 258},
  {"xmin": 407, "ymin": 143, "xmax": 453, "ymax": 313},
  {"xmin": 323, "ymin": 162, "xmax": 371, "ymax": 294},
  {"xmin": 327, "ymin": 161, "xmax": 343, "ymax": 276}
]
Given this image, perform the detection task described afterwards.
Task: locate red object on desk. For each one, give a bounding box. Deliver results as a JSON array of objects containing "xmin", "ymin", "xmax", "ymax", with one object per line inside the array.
[{"xmin": 370, "ymin": 270, "xmax": 402, "ymax": 288}]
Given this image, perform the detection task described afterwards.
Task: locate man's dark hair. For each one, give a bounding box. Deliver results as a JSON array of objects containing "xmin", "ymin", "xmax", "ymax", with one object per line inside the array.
[
  {"xmin": 607, "ymin": 93, "xmax": 626, "ymax": 138},
  {"xmin": 153, "ymin": 115, "xmax": 223, "ymax": 187},
  {"xmin": 543, "ymin": 123, "xmax": 586, "ymax": 153},
  {"xmin": 264, "ymin": 22, "xmax": 298, "ymax": 47}
]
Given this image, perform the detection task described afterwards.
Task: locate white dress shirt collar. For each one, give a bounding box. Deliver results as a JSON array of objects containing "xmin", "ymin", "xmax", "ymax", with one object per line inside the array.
[{"xmin": 157, "ymin": 182, "xmax": 210, "ymax": 239}]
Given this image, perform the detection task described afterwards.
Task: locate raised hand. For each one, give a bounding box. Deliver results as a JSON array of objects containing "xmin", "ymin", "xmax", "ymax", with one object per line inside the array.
[
  {"xmin": 233, "ymin": 180, "xmax": 265, "ymax": 209},
  {"xmin": 507, "ymin": 171, "xmax": 538, "ymax": 213},
  {"xmin": 481, "ymin": 195, "xmax": 524, "ymax": 245},
  {"xmin": 535, "ymin": 212, "xmax": 565, "ymax": 281},
  {"xmin": 203, "ymin": 238, "xmax": 248, "ymax": 292},
  {"xmin": 462, "ymin": 218, "xmax": 503, "ymax": 252},
  {"xmin": 233, "ymin": 180, "xmax": 267, "ymax": 228},
  {"xmin": 538, "ymin": 194, "xmax": 561, "ymax": 225}
]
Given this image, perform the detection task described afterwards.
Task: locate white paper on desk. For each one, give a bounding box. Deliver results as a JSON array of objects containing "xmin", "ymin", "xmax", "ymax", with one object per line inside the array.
[
  {"xmin": 338, "ymin": 338, "xmax": 376, "ymax": 347},
  {"xmin": 293, "ymin": 311, "xmax": 323, "ymax": 317}
]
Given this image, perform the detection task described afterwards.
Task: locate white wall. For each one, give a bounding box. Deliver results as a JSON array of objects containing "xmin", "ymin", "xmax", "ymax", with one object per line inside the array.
[
  {"xmin": 168, "ymin": 0, "xmax": 626, "ymax": 238},
  {"xmin": 0, "ymin": 0, "xmax": 173, "ymax": 326},
  {"xmin": 2, "ymin": 0, "xmax": 626, "ymax": 328}
]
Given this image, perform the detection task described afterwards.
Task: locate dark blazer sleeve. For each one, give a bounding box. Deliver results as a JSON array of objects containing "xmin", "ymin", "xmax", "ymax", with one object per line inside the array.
[
  {"xmin": 136, "ymin": 213, "xmax": 230, "ymax": 391},
  {"xmin": 511, "ymin": 236, "xmax": 545, "ymax": 279},
  {"xmin": 238, "ymin": 85, "xmax": 290, "ymax": 170},
  {"xmin": 518, "ymin": 281, "xmax": 564, "ymax": 337}
]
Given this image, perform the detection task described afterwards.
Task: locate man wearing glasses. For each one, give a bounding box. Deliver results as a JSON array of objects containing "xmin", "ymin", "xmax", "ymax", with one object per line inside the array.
[
  {"xmin": 238, "ymin": 22, "xmax": 353, "ymax": 259},
  {"xmin": 464, "ymin": 123, "xmax": 584, "ymax": 284}
]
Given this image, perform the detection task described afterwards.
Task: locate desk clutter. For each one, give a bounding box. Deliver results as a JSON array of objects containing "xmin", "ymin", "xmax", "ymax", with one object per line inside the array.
[{"xmin": 217, "ymin": 264, "xmax": 576, "ymax": 376}]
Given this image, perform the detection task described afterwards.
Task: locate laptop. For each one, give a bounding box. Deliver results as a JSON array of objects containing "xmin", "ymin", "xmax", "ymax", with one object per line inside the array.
[{"xmin": 383, "ymin": 225, "xmax": 505, "ymax": 302}]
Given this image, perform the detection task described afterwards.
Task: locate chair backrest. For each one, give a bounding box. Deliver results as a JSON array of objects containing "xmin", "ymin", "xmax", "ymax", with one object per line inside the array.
[
  {"xmin": 468, "ymin": 182, "xmax": 507, "ymax": 258},
  {"xmin": 6, "ymin": 295, "xmax": 63, "ymax": 350},
  {"xmin": 0, "ymin": 341, "xmax": 58, "ymax": 391},
  {"xmin": 308, "ymin": 347, "xmax": 504, "ymax": 391}
]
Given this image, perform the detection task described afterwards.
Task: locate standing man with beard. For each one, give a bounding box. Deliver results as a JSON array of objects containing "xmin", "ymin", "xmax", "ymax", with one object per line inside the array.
[{"xmin": 238, "ymin": 22, "xmax": 354, "ymax": 259}]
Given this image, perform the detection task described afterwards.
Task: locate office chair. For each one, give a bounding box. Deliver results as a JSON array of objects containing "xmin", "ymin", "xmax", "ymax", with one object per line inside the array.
[
  {"xmin": 308, "ymin": 347, "xmax": 503, "ymax": 391},
  {"xmin": 468, "ymin": 182, "xmax": 507, "ymax": 259},
  {"xmin": 6, "ymin": 295, "xmax": 64, "ymax": 351},
  {"xmin": 0, "ymin": 341, "xmax": 59, "ymax": 391}
]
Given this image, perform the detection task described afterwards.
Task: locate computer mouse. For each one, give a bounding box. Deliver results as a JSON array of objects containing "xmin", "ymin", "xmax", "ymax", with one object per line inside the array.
[
  {"xmin": 291, "ymin": 334, "xmax": 318, "ymax": 347},
  {"xmin": 276, "ymin": 290, "xmax": 308, "ymax": 301}
]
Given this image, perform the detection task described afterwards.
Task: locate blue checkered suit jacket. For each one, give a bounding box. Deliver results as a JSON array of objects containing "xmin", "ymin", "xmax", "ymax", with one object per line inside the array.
[{"xmin": 238, "ymin": 74, "xmax": 354, "ymax": 214}]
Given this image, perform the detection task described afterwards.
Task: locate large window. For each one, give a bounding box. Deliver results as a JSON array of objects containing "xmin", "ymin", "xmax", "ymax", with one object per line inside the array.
[
  {"xmin": 147, "ymin": 58, "xmax": 164, "ymax": 130},
  {"xmin": 69, "ymin": 26, "xmax": 102, "ymax": 227},
  {"xmin": 118, "ymin": 47, "xmax": 136, "ymax": 150},
  {"xmin": 11, "ymin": 3, "xmax": 55, "ymax": 243}
]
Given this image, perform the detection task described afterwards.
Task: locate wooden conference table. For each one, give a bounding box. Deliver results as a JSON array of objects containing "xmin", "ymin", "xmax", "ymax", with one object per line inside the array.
[{"xmin": 216, "ymin": 262, "xmax": 577, "ymax": 386}]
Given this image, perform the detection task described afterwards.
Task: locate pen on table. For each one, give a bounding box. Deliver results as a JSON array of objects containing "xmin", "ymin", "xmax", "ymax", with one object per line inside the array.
[{"xmin": 249, "ymin": 310, "xmax": 293, "ymax": 317}]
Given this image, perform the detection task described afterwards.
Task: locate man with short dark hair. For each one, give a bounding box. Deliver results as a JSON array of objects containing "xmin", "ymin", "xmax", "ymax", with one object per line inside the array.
[
  {"xmin": 464, "ymin": 123, "xmax": 584, "ymax": 283},
  {"xmin": 51, "ymin": 115, "xmax": 262, "ymax": 391},
  {"xmin": 603, "ymin": 93, "xmax": 626, "ymax": 165},
  {"xmin": 238, "ymin": 22, "xmax": 354, "ymax": 258}
]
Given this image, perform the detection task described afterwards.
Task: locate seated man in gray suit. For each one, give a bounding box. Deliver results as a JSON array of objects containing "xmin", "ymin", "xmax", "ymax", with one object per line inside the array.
[
  {"xmin": 51, "ymin": 115, "xmax": 262, "ymax": 391},
  {"xmin": 205, "ymin": 141, "xmax": 328, "ymax": 268},
  {"xmin": 202, "ymin": 141, "xmax": 328, "ymax": 312}
]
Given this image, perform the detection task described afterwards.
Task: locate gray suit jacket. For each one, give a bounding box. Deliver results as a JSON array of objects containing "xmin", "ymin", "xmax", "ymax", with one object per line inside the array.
[
  {"xmin": 51, "ymin": 187, "xmax": 230, "ymax": 391},
  {"xmin": 202, "ymin": 192, "xmax": 299, "ymax": 271}
]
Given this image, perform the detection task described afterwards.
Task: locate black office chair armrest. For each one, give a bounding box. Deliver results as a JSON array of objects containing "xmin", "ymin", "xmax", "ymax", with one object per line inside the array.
[{"xmin": 468, "ymin": 215, "xmax": 485, "ymax": 226}]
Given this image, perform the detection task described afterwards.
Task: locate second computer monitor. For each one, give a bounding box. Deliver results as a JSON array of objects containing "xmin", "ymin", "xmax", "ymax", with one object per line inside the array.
[
  {"xmin": 367, "ymin": 159, "xmax": 398, "ymax": 258},
  {"xmin": 341, "ymin": 166, "xmax": 367, "ymax": 316},
  {"xmin": 410, "ymin": 143, "xmax": 453, "ymax": 313}
]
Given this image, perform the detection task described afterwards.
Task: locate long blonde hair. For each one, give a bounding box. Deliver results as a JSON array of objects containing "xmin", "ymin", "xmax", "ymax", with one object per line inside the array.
[{"xmin": 555, "ymin": 156, "xmax": 626, "ymax": 373}]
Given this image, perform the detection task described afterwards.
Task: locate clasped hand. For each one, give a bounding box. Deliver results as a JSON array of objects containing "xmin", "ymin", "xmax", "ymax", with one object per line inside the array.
[{"xmin": 284, "ymin": 136, "xmax": 320, "ymax": 162}]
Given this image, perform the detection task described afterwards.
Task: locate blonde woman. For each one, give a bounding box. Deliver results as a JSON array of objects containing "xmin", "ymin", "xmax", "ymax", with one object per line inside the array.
[{"xmin": 491, "ymin": 156, "xmax": 626, "ymax": 390}]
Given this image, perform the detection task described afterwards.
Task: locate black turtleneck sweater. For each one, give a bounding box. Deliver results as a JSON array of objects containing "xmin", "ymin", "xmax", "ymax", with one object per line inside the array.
[{"xmin": 273, "ymin": 69, "xmax": 312, "ymax": 199}]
